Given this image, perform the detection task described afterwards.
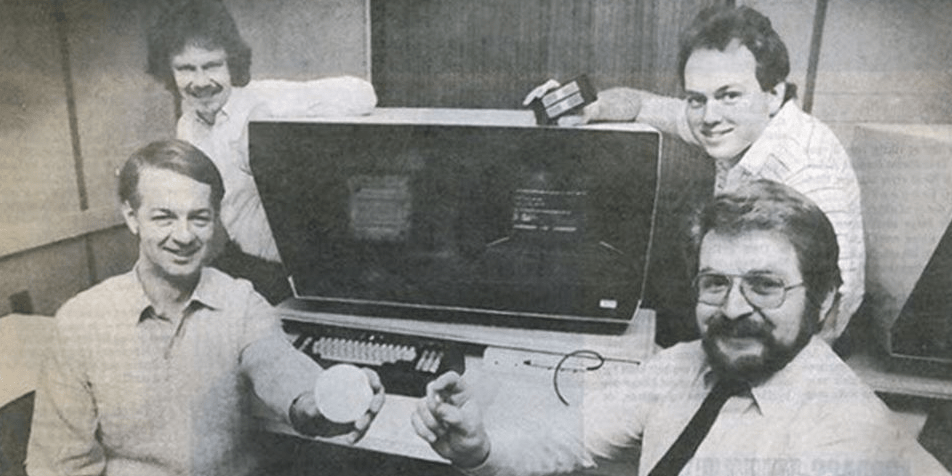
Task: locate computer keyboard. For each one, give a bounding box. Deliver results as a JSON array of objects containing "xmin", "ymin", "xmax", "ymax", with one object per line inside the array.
[{"xmin": 283, "ymin": 320, "xmax": 466, "ymax": 397}]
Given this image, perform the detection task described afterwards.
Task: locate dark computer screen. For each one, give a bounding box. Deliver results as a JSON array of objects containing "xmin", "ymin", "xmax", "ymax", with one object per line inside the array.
[{"xmin": 250, "ymin": 120, "xmax": 661, "ymax": 333}]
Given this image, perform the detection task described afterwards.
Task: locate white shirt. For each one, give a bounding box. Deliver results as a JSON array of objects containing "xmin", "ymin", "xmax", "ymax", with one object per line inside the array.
[
  {"xmin": 26, "ymin": 266, "xmax": 322, "ymax": 476},
  {"xmin": 178, "ymin": 77, "xmax": 377, "ymax": 262},
  {"xmin": 468, "ymin": 338, "xmax": 948, "ymax": 476},
  {"xmin": 641, "ymin": 98, "xmax": 865, "ymax": 340}
]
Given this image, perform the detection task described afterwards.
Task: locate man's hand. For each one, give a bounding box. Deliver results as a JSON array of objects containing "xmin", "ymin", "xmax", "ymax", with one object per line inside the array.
[
  {"xmin": 522, "ymin": 79, "xmax": 562, "ymax": 106},
  {"xmin": 411, "ymin": 371, "xmax": 490, "ymax": 468},
  {"xmin": 524, "ymin": 81, "xmax": 653, "ymax": 126},
  {"xmin": 521, "ymin": 79, "xmax": 598, "ymax": 126},
  {"xmin": 290, "ymin": 368, "xmax": 386, "ymax": 444}
]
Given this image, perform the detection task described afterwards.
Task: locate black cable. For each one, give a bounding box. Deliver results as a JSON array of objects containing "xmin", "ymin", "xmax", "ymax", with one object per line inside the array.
[{"xmin": 553, "ymin": 349, "xmax": 605, "ymax": 406}]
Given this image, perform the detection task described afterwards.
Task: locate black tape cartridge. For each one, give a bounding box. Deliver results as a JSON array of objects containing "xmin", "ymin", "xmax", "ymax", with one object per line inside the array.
[{"xmin": 529, "ymin": 75, "xmax": 597, "ymax": 126}]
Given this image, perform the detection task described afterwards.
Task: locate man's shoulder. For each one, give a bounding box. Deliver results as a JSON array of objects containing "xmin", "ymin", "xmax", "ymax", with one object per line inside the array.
[
  {"xmin": 62, "ymin": 270, "xmax": 135, "ymax": 304},
  {"xmin": 775, "ymin": 101, "xmax": 833, "ymax": 133},
  {"xmin": 201, "ymin": 266, "xmax": 258, "ymax": 293},
  {"xmin": 196, "ymin": 266, "xmax": 271, "ymax": 309},
  {"xmin": 768, "ymin": 102, "xmax": 849, "ymax": 161},
  {"xmin": 782, "ymin": 338, "xmax": 884, "ymax": 411},
  {"xmin": 744, "ymin": 102, "xmax": 856, "ymax": 187},
  {"xmin": 55, "ymin": 270, "xmax": 139, "ymax": 324}
]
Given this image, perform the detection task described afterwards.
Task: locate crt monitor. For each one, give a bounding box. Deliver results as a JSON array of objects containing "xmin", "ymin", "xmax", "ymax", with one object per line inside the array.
[{"xmin": 249, "ymin": 118, "xmax": 661, "ymax": 333}]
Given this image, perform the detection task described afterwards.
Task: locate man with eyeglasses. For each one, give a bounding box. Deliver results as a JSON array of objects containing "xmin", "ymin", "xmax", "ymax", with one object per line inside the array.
[
  {"xmin": 524, "ymin": 6, "xmax": 864, "ymax": 344},
  {"xmin": 412, "ymin": 180, "xmax": 948, "ymax": 476}
]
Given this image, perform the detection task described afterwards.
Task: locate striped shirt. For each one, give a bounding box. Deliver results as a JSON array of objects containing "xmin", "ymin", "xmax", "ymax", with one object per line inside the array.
[{"xmin": 644, "ymin": 99, "xmax": 865, "ymax": 340}]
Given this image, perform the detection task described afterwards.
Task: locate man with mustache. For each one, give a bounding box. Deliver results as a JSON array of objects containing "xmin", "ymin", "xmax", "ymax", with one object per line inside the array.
[
  {"xmin": 146, "ymin": 0, "xmax": 377, "ymax": 302},
  {"xmin": 26, "ymin": 140, "xmax": 385, "ymax": 476},
  {"xmin": 525, "ymin": 6, "xmax": 863, "ymax": 344},
  {"xmin": 412, "ymin": 180, "xmax": 948, "ymax": 476}
]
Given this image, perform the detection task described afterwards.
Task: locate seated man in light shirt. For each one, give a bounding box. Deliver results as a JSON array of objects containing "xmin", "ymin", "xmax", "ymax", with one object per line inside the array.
[
  {"xmin": 26, "ymin": 140, "xmax": 385, "ymax": 476},
  {"xmin": 525, "ymin": 5, "xmax": 864, "ymax": 343},
  {"xmin": 412, "ymin": 180, "xmax": 948, "ymax": 476},
  {"xmin": 146, "ymin": 0, "xmax": 378, "ymax": 302}
]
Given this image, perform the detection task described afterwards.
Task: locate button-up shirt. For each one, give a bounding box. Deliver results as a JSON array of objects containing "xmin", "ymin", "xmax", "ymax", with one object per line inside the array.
[
  {"xmin": 26, "ymin": 266, "xmax": 321, "ymax": 476},
  {"xmin": 178, "ymin": 77, "xmax": 377, "ymax": 262},
  {"xmin": 468, "ymin": 337, "xmax": 948, "ymax": 476},
  {"xmin": 640, "ymin": 98, "xmax": 864, "ymax": 340}
]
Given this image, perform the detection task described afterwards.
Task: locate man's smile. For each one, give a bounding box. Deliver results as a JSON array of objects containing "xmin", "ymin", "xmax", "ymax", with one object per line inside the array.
[
  {"xmin": 701, "ymin": 126, "xmax": 734, "ymax": 140},
  {"xmin": 164, "ymin": 244, "xmax": 201, "ymax": 261}
]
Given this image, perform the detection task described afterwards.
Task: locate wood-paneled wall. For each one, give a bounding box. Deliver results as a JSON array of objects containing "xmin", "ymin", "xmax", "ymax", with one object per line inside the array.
[
  {"xmin": 371, "ymin": 0, "xmax": 727, "ymax": 108},
  {"xmin": 370, "ymin": 0, "xmax": 728, "ymax": 344}
]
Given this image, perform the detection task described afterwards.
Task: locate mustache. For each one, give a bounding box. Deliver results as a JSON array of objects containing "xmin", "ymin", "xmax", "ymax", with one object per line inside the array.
[
  {"xmin": 184, "ymin": 83, "xmax": 224, "ymax": 99},
  {"xmin": 705, "ymin": 314, "xmax": 773, "ymax": 340}
]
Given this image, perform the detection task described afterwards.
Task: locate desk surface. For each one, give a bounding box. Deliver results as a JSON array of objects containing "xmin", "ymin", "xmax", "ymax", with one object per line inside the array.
[
  {"xmin": 260, "ymin": 338, "xmax": 646, "ymax": 467},
  {"xmin": 268, "ymin": 304, "xmax": 659, "ymax": 464}
]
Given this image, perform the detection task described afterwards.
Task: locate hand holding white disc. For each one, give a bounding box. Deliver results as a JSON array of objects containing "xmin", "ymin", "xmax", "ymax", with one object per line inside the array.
[{"xmin": 313, "ymin": 364, "xmax": 374, "ymax": 424}]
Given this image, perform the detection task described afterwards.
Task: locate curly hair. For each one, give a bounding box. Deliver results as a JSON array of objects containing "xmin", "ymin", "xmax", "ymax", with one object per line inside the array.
[{"xmin": 146, "ymin": 0, "xmax": 251, "ymax": 94}]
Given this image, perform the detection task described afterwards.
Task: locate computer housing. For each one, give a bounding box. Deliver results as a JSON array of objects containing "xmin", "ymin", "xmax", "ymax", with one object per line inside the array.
[{"xmin": 249, "ymin": 109, "xmax": 662, "ymax": 334}]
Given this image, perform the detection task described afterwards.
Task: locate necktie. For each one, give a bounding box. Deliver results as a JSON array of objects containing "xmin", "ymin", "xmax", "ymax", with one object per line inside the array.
[{"xmin": 647, "ymin": 378, "xmax": 748, "ymax": 476}]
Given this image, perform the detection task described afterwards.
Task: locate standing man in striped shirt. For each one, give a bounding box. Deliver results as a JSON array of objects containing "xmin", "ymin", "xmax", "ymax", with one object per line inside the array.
[{"xmin": 526, "ymin": 5, "xmax": 864, "ymax": 343}]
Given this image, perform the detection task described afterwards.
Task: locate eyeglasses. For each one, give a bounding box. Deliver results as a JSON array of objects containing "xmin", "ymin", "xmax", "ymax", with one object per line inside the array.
[{"xmin": 693, "ymin": 273, "xmax": 804, "ymax": 310}]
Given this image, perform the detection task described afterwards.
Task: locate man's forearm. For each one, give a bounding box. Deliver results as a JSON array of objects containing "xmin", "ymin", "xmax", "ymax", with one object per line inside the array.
[
  {"xmin": 242, "ymin": 334, "xmax": 322, "ymax": 424},
  {"xmin": 252, "ymin": 77, "xmax": 377, "ymax": 118},
  {"xmin": 590, "ymin": 87, "xmax": 683, "ymax": 134}
]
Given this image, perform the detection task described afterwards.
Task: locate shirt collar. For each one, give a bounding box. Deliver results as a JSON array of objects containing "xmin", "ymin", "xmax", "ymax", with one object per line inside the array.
[
  {"xmin": 190, "ymin": 266, "xmax": 227, "ymax": 310},
  {"xmin": 746, "ymin": 336, "xmax": 835, "ymax": 418},
  {"xmin": 124, "ymin": 265, "xmax": 153, "ymax": 321},
  {"xmin": 730, "ymin": 100, "xmax": 801, "ymax": 178},
  {"xmin": 699, "ymin": 336, "xmax": 835, "ymax": 418},
  {"xmin": 184, "ymin": 97, "xmax": 233, "ymax": 128},
  {"xmin": 129, "ymin": 263, "xmax": 224, "ymax": 323},
  {"xmin": 215, "ymin": 98, "xmax": 233, "ymax": 125}
]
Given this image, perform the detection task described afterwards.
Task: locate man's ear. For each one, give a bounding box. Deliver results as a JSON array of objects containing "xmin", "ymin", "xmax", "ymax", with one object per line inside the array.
[
  {"xmin": 817, "ymin": 288, "xmax": 838, "ymax": 326},
  {"xmin": 121, "ymin": 201, "xmax": 139, "ymax": 236},
  {"xmin": 767, "ymin": 81, "xmax": 786, "ymax": 116}
]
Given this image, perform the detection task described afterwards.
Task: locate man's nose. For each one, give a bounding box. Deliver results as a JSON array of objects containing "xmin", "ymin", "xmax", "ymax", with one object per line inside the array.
[
  {"xmin": 170, "ymin": 218, "xmax": 197, "ymax": 244},
  {"xmin": 721, "ymin": 281, "xmax": 754, "ymax": 319},
  {"xmin": 702, "ymin": 100, "xmax": 723, "ymax": 124},
  {"xmin": 191, "ymin": 69, "xmax": 212, "ymax": 86}
]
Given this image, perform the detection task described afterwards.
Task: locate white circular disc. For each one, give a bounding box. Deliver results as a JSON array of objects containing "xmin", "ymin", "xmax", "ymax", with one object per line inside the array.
[{"xmin": 313, "ymin": 364, "xmax": 374, "ymax": 423}]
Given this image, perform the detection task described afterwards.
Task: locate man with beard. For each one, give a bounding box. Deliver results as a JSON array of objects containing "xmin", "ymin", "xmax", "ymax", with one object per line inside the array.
[
  {"xmin": 411, "ymin": 180, "xmax": 948, "ymax": 476},
  {"xmin": 146, "ymin": 0, "xmax": 377, "ymax": 302},
  {"xmin": 524, "ymin": 6, "xmax": 864, "ymax": 344}
]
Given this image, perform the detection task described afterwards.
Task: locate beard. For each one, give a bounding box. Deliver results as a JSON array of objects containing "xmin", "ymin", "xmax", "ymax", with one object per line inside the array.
[{"xmin": 701, "ymin": 307, "xmax": 818, "ymax": 383}]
